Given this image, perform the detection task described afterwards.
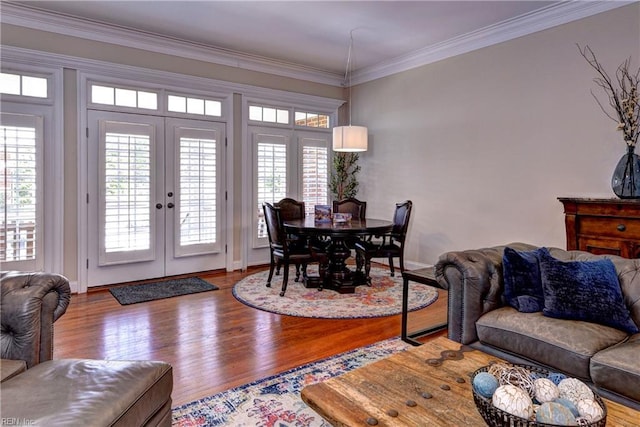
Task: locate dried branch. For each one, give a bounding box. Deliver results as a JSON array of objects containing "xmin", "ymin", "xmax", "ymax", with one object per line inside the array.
[{"xmin": 578, "ymin": 44, "xmax": 639, "ymax": 148}]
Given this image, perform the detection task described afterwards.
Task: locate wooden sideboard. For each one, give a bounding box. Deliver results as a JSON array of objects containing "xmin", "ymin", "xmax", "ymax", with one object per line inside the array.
[{"xmin": 558, "ymin": 197, "xmax": 640, "ymax": 259}]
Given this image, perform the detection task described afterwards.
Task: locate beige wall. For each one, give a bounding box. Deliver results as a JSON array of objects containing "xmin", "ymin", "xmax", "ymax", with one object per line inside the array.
[{"xmin": 353, "ymin": 3, "xmax": 640, "ymax": 265}]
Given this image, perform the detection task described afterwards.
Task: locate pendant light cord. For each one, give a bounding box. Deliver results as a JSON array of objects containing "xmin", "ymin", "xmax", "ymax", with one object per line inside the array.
[{"xmin": 344, "ymin": 30, "xmax": 354, "ymax": 127}]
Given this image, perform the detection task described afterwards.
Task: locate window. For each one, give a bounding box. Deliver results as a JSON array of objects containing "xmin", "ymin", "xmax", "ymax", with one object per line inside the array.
[
  {"xmin": 301, "ymin": 145, "xmax": 329, "ymax": 215},
  {"xmin": 179, "ymin": 136, "xmax": 217, "ymax": 245},
  {"xmin": 103, "ymin": 131, "xmax": 152, "ymax": 253},
  {"xmin": 295, "ymin": 111, "xmax": 330, "ymax": 128},
  {"xmin": 256, "ymin": 142, "xmax": 287, "ymax": 239},
  {"xmin": 91, "ymin": 84, "xmax": 158, "ymax": 110},
  {"xmin": 249, "ymin": 105, "xmax": 290, "ymax": 124},
  {"xmin": 0, "ymin": 72, "xmax": 48, "ymax": 98},
  {"xmin": 168, "ymin": 94, "xmax": 222, "ymax": 117},
  {"xmin": 0, "ymin": 114, "xmax": 43, "ymax": 267}
]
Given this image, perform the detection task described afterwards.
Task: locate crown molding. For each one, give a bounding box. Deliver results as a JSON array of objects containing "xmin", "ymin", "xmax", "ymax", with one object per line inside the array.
[
  {"xmin": 0, "ymin": 2, "xmax": 344, "ymax": 87},
  {"xmin": 1, "ymin": 1, "xmax": 634, "ymax": 87},
  {"xmin": 353, "ymin": 1, "xmax": 635, "ymax": 85},
  {"xmin": 1, "ymin": 46, "xmax": 344, "ymax": 112}
]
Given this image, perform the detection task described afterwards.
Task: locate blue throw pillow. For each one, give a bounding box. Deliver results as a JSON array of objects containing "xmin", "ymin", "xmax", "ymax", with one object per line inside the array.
[
  {"xmin": 503, "ymin": 247, "xmax": 545, "ymax": 312},
  {"xmin": 539, "ymin": 249, "xmax": 639, "ymax": 334}
]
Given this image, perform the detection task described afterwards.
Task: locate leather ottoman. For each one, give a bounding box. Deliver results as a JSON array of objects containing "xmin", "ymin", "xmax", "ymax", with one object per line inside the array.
[{"xmin": 0, "ymin": 359, "xmax": 173, "ymax": 427}]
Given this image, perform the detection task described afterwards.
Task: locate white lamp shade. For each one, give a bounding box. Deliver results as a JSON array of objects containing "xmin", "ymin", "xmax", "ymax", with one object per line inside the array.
[{"xmin": 333, "ymin": 125, "xmax": 368, "ymax": 152}]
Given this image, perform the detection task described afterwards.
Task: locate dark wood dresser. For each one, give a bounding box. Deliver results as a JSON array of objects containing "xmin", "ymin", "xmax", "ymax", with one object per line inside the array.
[{"xmin": 558, "ymin": 197, "xmax": 640, "ymax": 259}]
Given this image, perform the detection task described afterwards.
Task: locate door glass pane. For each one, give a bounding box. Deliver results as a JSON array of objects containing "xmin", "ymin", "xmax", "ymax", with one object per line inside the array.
[
  {"xmin": 179, "ymin": 137, "xmax": 216, "ymax": 246},
  {"xmin": 301, "ymin": 145, "xmax": 328, "ymax": 216},
  {"xmin": 256, "ymin": 142, "xmax": 286, "ymax": 238},
  {"xmin": 0, "ymin": 125, "xmax": 37, "ymax": 261},
  {"xmin": 103, "ymin": 133, "xmax": 151, "ymax": 252}
]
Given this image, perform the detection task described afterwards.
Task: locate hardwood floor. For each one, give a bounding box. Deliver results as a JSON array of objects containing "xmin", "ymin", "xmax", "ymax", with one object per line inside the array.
[{"xmin": 53, "ymin": 265, "xmax": 448, "ymax": 407}]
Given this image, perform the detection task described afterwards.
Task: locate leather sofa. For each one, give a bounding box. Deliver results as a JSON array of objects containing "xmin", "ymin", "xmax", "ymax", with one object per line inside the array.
[
  {"xmin": 1, "ymin": 271, "xmax": 174, "ymax": 426},
  {"xmin": 435, "ymin": 243, "xmax": 640, "ymax": 410}
]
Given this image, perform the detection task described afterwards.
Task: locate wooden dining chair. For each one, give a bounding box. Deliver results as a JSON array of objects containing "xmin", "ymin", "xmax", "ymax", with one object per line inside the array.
[
  {"xmin": 274, "ymin": 198, "xmax": 306, "ymax": 275},
  {"xmin": 333, "ymin": 198, "xmax": 367, "ymax": 249},
  {"xmin": 263, "ymin": 202, "xmax": 314, "ymax": 296},
  {"xmin": 355, "ymin": 200, "xmax": 413, "ymax": 283},
  {"xmin": 333, "ymin": 198, "xmax": 367, "ymax": 220},
  {"xmin": 275, "ymin": 197, "xmax": 305, "ymax": 221}
]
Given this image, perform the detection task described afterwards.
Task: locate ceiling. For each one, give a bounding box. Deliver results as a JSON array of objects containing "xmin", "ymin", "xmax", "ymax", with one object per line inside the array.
[{"xmin": 3, "ymin": 1, "xmax": 631, "ymax": 86}]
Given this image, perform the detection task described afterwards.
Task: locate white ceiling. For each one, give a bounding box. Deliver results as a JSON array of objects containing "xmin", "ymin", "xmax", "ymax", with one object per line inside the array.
[{"xmin": 3, "ymin": 1, "xmax": 632, "ymax": 86}]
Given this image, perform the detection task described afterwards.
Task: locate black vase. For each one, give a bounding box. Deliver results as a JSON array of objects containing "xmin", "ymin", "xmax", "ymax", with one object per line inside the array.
[{"xmin": 611, "ymin": 144, "xmax": 640, "ymax": 199}]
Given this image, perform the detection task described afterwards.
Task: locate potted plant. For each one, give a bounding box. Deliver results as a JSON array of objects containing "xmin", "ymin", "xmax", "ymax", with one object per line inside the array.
[{"xmin": 330, "ymin": 152, "xmax": 361, "ymax": 200}]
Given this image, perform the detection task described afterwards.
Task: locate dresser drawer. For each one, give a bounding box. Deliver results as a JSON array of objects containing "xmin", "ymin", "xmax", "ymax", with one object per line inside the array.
[{"xmin": 578, "ymin": 217, "xmax": 640, "ymax": 240}]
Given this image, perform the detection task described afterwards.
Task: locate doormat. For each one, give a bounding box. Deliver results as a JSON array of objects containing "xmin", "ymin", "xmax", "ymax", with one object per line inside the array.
[{"xmin": 109, "ymin": 277, "xmax": 219, "ymax": 305}]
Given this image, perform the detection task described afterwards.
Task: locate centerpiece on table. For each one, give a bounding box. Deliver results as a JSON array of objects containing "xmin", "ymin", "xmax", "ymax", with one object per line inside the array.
[{"xmin": 578, "ymin": 45, "xmax": 639, "ymax": 198}]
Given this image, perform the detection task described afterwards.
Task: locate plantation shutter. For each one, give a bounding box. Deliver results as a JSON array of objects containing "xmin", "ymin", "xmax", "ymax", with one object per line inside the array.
[
  {"xmin": 0, "ymin": 113, "xmax": 43, "ymax": 271},
  {"xmin": 175, "ymin": 126, "xmax": 220, "ymax": 256},
  {"xmin": 99, "ymin": 121, "xmax": 156, "ymax": 265},
  {"xmin": 256, "ymin": 140, "xmax": 287, "ymax": 239},
  {"xmin": 301, "ymin": 144, "xmax": 329, "ymax": 216}
]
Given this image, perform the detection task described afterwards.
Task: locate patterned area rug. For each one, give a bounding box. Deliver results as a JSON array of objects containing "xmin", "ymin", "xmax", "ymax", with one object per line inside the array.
[
  {"xmin": 172, "ymin": 337, "xmax": 409, "ymax": 426},
  {"xmin": 232, "ymin": 266, "xmax": 438, "ymax": 318}
]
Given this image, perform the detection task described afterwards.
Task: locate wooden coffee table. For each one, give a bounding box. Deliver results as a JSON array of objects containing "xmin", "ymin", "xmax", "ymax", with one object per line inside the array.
[{"xmin": 301, "ymin": 336, "xmax": 640, "ymax": 426}]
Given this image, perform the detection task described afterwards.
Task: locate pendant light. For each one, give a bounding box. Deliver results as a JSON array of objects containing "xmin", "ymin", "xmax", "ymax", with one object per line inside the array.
[{"xmin": 333, "ymin": 31, "xmax": 368, "ymax": 152}]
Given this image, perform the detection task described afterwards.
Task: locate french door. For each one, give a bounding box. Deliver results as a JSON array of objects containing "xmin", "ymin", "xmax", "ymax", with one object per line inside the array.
[
  {"xmin": 87, "ymin": 111, "xmax": 226, "ymax": 286},
  {"xmin": 247, "ymin": 126, "xmax": 330, "ymax": 265}
]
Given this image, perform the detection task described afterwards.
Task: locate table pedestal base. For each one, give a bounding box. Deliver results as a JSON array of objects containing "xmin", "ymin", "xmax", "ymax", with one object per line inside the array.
[{"xmin": 303, "ymin": 238, "xmax": 369, "ymax": 294}]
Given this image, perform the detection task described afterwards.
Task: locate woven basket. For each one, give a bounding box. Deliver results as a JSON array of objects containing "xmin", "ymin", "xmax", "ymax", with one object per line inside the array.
[{"xmin": 471, "ymin": 364, "xmax": 607, "ymax": 427}]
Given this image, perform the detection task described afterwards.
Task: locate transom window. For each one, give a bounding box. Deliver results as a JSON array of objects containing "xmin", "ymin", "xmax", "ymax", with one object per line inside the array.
[
  {"xmin": 295, "ymin": 111, "xmax": 330, "ymax": 128},
  {"xmin": 168, "ymin": 94, "xmax": 222, "ymax": 117},
  {"xmin": 91, "ymin": 84, "xmax": 158, "ymax": 110},
  {"xmin": 249, "ymin": 105, "xmax": 290, "ymax": 124},
  {"xmin": 0, "ymin": 72, "xmax": 48, "ymax": 98}
]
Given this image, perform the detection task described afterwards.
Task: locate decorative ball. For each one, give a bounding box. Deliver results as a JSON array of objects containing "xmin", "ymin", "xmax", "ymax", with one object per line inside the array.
[
  {"xmin": 534, "ymin": 378, "xmax": 560, "ymax": 403},
  {"xmin": 536, "ymin": 402, "xmax": 578, "ymax": 426},
  {"xmin": 492, "ymin": 384, "xmax": 534, "ymax": 419},
  {"xmin": 553, "ymin": 397, "xmax": 581, "ymax": 418},
  {"xmin": 547, "ymin": 372, "xmax": 568, "ymax": 386},
  {"xmin": 558, "ymin": 378, "xmax": 594, "ymax": 405},
  {"xmin": 473, "ymin": 372, "xmax": 499, "ymax": 398},
  {"xmin": 576, "ymin": 398, "xmax": 604, "ymax": 422}
]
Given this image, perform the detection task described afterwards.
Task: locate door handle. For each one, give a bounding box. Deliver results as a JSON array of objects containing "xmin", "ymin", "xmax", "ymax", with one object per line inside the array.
[
  {"xmin": 167, "ymin": 203, "xmax": 175, "ymax": 209},
  {"xmin": 156, "ymin": 203, "xmax": 163, "ymax": 209}
]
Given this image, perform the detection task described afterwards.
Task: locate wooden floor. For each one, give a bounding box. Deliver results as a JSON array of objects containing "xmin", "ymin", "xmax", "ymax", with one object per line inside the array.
[{"xmin": 53, "ymin": 265, "xmax": 448, "ymax": 407}]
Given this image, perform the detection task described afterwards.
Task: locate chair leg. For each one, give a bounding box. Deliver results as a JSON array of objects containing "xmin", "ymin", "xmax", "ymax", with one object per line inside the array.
[
  {"xmin": 276, "ymin": 260, "xmax": 282, "ymax": 276},
  {"xmin": 294, "ymin": 263, "xmax": 301, "ymax": 282},
  {"xmin": 389, "ymin": 256, "xmax": 395, "ymax": 277},
  {"xmin": 280, "ymin": 264, "xmax": 290, "ymax": 297},
  {"xmin": 267, "ymin": 255, "xmax": 276, "ymax": 288}
]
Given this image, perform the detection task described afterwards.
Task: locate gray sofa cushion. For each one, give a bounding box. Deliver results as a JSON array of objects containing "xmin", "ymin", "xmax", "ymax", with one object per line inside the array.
[
  {"xmin": 0, "ymin": 359, "xmax": 173, "ymax": 427},
  {"xmin": 591, "ymin": 334, "xmax": 640, "ymax": 403},
  {"xmin": 476, "ymin": 307, "xmax": 628, "ymax": 380}
]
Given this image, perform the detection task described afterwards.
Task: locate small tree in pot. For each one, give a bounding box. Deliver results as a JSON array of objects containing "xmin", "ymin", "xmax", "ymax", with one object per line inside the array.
[{"xmin": 330, "ymin": 152, "xmax": 361, "ymax": 200}]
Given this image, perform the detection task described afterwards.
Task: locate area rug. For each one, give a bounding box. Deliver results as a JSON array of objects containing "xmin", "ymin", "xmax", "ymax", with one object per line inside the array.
[
  {"xmin": 109, "ymin": 277, "xmax": 219, "ymax": 305},
  {"xmin": 232, "ymin": 266, "xmax": 438, "ymax": 319},
  {"xmin": 172, "ymin": 336, "xmax": 409, "ymax": 427}
]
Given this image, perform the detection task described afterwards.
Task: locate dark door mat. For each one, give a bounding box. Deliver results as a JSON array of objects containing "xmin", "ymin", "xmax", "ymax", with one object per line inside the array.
[{"xmin": 109, "ymin": 277, "xmax": 219, "ymax": 305}]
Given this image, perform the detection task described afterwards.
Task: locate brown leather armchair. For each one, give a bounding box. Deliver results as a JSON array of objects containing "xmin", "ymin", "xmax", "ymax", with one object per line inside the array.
[
  {"xmin": 1, "ymin": 271, "xmax": 174, "ymax": 426},
  {"xmin": 1, "ymin": 271, "xmax": 71, "ymax": 372}
]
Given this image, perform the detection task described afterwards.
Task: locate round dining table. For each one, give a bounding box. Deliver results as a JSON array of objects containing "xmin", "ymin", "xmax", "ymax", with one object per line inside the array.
[{"xmin": 283, "ymin": 217, "xmax": 393, "ymax": 293}]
